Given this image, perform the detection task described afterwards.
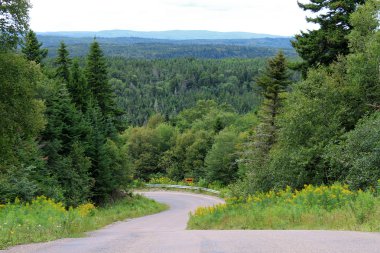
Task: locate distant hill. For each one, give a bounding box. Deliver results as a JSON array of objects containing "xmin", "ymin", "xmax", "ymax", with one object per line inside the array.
[
  {"xmin": 38, "ymin": 35, "xmax": 296, "ymax": 59},
  {"xmin": 36, "ymin": 30, "xmax": 295, "ymax": 60},
  {"xmin": 37, "ymin": 30, "xmax": 287, "ymax": 40},
  {"xmin": 38, "ymin": 36, "xmax": 292, "ymax": 48}
]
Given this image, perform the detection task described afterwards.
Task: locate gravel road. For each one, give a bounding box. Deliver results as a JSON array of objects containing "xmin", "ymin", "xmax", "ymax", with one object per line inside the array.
[{"xmin": 2, "ymin": 191, "xmax": 380, "ymax": 253}]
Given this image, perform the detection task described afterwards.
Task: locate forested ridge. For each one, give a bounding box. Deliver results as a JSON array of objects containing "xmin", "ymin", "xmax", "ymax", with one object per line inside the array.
[
  {"xmin": 40, "ymin": 40, "xmax": 296, "ymax": 59},
  {"xmin": 1, "ymin": 0, "xmax": 380, "ymax": 211}
]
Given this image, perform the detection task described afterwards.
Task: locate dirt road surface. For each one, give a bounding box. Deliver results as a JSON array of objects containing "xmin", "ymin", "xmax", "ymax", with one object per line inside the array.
[{"xmin": 2, "ymin": 191, "xmax": 380, "ymax": 253}]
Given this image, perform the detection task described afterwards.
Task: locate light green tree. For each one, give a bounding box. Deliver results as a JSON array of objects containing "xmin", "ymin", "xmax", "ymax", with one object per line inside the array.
[{"xmin": 0, "ymin": 0, "xmax": 30, "ymax": 50}]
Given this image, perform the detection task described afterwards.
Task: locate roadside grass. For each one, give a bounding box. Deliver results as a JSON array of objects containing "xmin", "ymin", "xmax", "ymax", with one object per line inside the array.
[
  {"xmin": 0, "ymin": 194, "xmax": 167, "ymax": 249},
  {"xmin": 188, "ymin": 183, "xmax": 380, "ymax": 231}
]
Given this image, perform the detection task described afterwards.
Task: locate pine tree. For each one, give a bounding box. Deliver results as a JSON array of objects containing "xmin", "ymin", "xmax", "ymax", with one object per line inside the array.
[
  {"xmin": 55, "ymin": 42, "xmax": 71, "ymax": 83},
  {"xmin": 86, "ymin": 40, "xmax": 115, "ymax": 116},
  {"xmin": 241, "ymin": 51, "xmax": 290, "ymax": 191},
  {"xmin": 292, "ymin": 0, "xmax": 366, "ymax": 71},
  {"xmin": 21, "ymin": 30, "xmax": 48, "ymax": 65},
  {"xmin": 255, "ymin": 51, "xmax": 290, "ymax": 148}
]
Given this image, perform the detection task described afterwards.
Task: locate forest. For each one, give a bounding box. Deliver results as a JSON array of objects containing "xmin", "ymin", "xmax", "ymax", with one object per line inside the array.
[{"xmin": 1, "ymin": 0, "xmax": 380, "ymax": 209}]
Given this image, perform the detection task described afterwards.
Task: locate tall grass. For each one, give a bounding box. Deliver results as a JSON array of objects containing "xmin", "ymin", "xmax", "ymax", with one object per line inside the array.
[
  {"xmin": 188, "ymin": 183, "xmax": 380, "ymax": 231},
  {"xmin": 0, "ymin": 194, "xmax": 167, "ymax": 249}
]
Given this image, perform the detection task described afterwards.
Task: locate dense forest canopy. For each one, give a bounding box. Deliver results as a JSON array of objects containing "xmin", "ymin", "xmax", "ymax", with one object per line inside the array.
[{"xmin": 108, "ymin": 57, "xmax": 267, "ymax": 125}]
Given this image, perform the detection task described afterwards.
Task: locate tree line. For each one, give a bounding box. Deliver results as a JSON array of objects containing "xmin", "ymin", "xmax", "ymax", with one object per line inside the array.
[{"xmin": 0, "ymin": 2, "xmax": 130, "ymax": 206}]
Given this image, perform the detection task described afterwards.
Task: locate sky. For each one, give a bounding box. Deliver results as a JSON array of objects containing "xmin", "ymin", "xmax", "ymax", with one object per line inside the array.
[{"xmin": 29, "ymin": 0, "xmax": 317, "ymax": 36}]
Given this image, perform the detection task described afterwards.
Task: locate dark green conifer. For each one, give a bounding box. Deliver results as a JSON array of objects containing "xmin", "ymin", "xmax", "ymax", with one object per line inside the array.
[
  {"xmin": 292, "ymin": 0, "xmax": 366, "ymax": 71},
  {"xmin": 241, "ymin": 51, "xmax": 290, "ymax": 191},
  {"xmin": 41, "ymin": 83, "xmax": 92, "ymax": 206},
  {"xmin": 21, "ymin": 30, "xmax": 48, "ymax": 65},
  {"xmin": 86, "ymin": 40, "xmax": 115, "ymax": 116},
  {"xmin": 68, "ymin": 59, "xmax": 90, "ymax": 111},
  {"xmin": 55, "ymin": 42, "xmax": 71, "ymax": 83}
]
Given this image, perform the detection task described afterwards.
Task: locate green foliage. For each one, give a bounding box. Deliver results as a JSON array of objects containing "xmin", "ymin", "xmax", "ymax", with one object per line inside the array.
[
  {"xmin": 55, "ymin": 42, "xmax": 71, "ymax": 83},
  {"xmin": 268, "ymin": 0, "xmax": 380, "ymax": 190},
  {"xmin": 327, "ymin": 112, "xmax": 380, "ymax": 189},
  {"xmin": 68, "ymin": 59, "xmax": 90, "ymax": 111},
  {"xmin": 124, "ymin": 122, "xmax": 176, "ymax": 180},
  {"xmin": 240, "ymin": 52, "xmax": 291, "ymax": 192},
  {"xmin": 0, "ymin": 52, "xmax": 46, "ymax": 202},
  {"xmin": 0, "ymin": 195, "xmax": 167, "ymax": 249},
  {"xmin": 205, "ymin": 128, "xmax": 241, "ymax": 185},
  {"xmin": 21, "ymin": 30, "xmax": 48, "ymax": 64},
  {"xmin": 292, "ymin": 0, "xmax": 366, "ymax": 70},
  {"xmin": 41, "ymin": 83, "xmax": 92, "ymax": 206},
  {"xmin": 269, "ymin": 65, "xmax": 358, "ymax": 188},
  {"xmin": 86, "ymin": 40, "xmax": 115, "ymax": 116},
  {"xmin": 94, "ymin": 138, "xmax": 132, "ymax": 202},
  {"xmin": 0, "ymin": 53, "xmax": 45, "ymax": 163},
  {"xmin": 188, "ymin": 184, "xmax": 380, "ymax": 231},
  {"xmin": 346, "ymin": 0, "xmax": 380, "ymax": 105},
  {"xmin": 109, "ymin": 58, "xmax": 264, "ymax": 125},
  {"xmin": 0, "ymin": 0, "xmax": 30, "ymax": 50},
  {"xmin": 122, "ymin": 96, "xmax": 259, "ymax": 184},
  {"xmin": 161, "ymin": 130, "xmax": 213, "ymax": 180}
]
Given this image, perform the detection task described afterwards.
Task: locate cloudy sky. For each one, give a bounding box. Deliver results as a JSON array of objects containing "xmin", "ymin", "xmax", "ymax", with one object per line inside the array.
[{"xmin": 29, "ymin": 0, "xmax": 317, "ymax": 36}]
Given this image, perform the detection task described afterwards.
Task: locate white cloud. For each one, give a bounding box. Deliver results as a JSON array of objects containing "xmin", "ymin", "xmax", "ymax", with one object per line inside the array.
[{"xmin": 29, "ymin": 0, "xmax": 317, "ymax": 36}]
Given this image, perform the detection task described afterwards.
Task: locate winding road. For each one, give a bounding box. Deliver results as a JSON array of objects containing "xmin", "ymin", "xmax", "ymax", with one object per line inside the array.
[{"xmin": 2, "ymin": 191, "xmax": 380, "ymax": 253}]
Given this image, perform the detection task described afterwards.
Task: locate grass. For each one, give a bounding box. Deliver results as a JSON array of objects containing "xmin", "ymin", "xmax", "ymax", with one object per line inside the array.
[
  {"xmin": 188, "ymin": 183, "xmax": 380, "ymax": 231},
  {"xmin": 0, "ymin": 194, "xmax": 167, "ymax": 249}
]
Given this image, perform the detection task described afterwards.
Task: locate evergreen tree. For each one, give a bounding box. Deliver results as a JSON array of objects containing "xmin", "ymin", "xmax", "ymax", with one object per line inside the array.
[
  {"xmin": 68, "ymin": 59, "xmax": 90, "ymax": 111},
  {"xmin": 255, "ymin": 51, "xmax": 290, "ymax": 148},
  {"xmin": 86, "ymin": 40, "xmax": 115, "ymax": 116},
  {"xmin": 41, "ymin": 83, "xmax": 92, "ymax": 206},
  {"xmin": 55, "ymin": 42, "xmax": 71, "ymax": 83},
  {"xmin": 21, "ymin": 30, "xmax": 48, "ymax": 65},
  {"xmin": 292, "ymin": 0, "xmax": 366, "ymax": 71},
  {"xmin": 241, "ymin": 52, "xmax": 290, "ymax": 191},
  {"xmin": 84, "ymin": 101, "xmax": 123, "ymax": 203}
]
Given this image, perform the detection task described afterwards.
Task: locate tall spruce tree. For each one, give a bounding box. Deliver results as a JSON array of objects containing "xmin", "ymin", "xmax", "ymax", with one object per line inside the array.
[
  {"xmin": 21, "ymin": 30, "xmax": 48, "ymax": 65},
  {"xmin": 241, "ymin": 51, "xmax": 290, "ymax": 192},
  {"xmin": 292, "ymin": 0, "xmax": 366, "ymax": 71},
  {"xmin": 86, "ymin": 40, "xmax": 115, "ymax": 116},
  {"xmin": 55, "ymin": 42, "xmax": 71, "ymax": 83},
  {"xmin": 68, "ymin": 59, "xmax": 90, "ymax": 111},
  {"xmin": 41, "ymin": 83, "xmax": 92, "ymax": 206}
]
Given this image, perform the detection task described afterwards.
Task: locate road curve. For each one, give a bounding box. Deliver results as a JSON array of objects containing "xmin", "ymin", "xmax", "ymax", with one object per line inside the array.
[{"xmin": 2, "ymin": 191, "xmax": 380, "ymax": 253}]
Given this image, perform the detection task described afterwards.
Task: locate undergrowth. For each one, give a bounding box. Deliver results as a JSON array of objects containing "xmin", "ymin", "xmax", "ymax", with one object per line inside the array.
[{"xmin": 188, "ymin": 182, "xmax": 380, "ymax": 231}]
